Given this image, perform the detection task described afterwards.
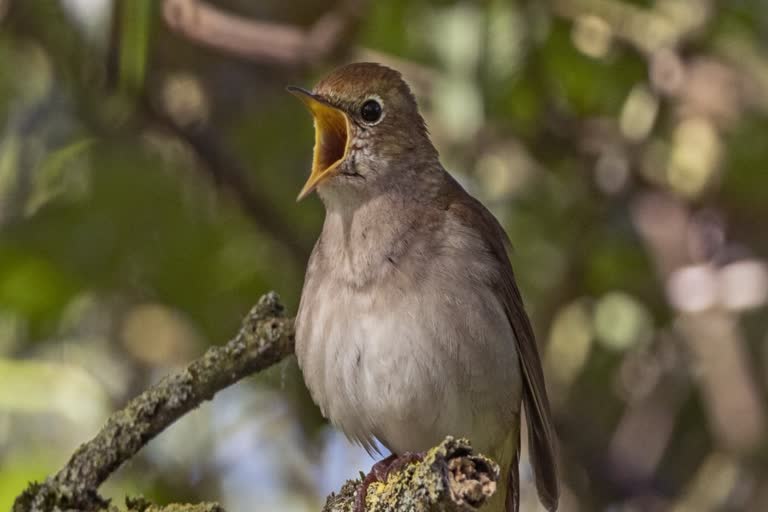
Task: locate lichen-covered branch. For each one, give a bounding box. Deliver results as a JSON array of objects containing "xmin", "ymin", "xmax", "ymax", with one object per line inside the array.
[
  {"xmin": 323, "ymin": 438, "xmax": 499, "ymax": 512},
  {"xmin": 125, "ymin": 496, "xmax": 225, "ymax": 512},
  {"xmin": 13, "ymin": 292, "xmax": 295, "ymax": 512}
]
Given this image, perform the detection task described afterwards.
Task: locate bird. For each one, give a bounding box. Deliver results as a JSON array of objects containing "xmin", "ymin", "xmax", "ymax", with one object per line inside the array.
[{"xmin": 289, "ymin": 62, "xmax": 559, "ymax": 512}]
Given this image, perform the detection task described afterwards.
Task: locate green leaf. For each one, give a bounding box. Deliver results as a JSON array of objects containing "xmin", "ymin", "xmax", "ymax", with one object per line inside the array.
[{"xmin": 25, "ymin": 138, "xmax": 94, "ymax": 215}]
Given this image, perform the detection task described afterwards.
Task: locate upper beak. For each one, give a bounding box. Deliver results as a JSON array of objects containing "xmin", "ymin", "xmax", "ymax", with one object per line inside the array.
[{"xmin": 287, "ymin": 86, "xmax": 351, "ymax": 201}]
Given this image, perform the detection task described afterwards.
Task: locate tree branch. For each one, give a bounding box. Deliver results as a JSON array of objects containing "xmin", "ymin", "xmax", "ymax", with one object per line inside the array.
[
  {"xmin": 323, "ymin": 437, "xmax": 499, "ymax": 512},
  {"xmin": 162, "ymin": 0, "xmax": 366, "ymax": 66},
  {"xmin": 13, "ymin": 292, "xmax": 295, "ymax": 512}
]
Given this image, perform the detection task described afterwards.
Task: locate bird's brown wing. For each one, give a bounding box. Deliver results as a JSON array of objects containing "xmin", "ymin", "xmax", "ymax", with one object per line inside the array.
[
  {"xmin": 497, "ymin": 244, "xmax": 560, "ymax": 512},
  {"xmin": 445, "ymin": 186, "xmax": 560, "ymax": 512}
]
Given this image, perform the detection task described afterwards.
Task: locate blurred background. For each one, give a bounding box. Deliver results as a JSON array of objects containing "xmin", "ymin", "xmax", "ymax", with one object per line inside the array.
[{"xmin": 1, "ymin": 0, "xmax": 768, "ymax": 510}]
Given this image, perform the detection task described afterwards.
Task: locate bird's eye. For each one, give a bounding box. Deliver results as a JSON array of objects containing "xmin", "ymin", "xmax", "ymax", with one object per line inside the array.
[{"xmin": 360, "ymin": 99, "xmax": 382, "ymax": 123}]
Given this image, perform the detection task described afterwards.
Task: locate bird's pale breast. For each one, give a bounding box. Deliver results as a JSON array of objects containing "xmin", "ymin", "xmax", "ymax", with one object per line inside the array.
[{"xmin": 295, "ymin": 212, "xmax": 523, "ymax": 458}]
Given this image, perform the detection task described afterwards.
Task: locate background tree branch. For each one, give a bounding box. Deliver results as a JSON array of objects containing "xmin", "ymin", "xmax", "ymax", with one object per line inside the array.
[
  {"xmin": 13, "ymin": 292, "xmax": 295, "ymax": 512},
  {"xmin": 162, "ymin": 0, "xmax": 366, "ymax": 66}
]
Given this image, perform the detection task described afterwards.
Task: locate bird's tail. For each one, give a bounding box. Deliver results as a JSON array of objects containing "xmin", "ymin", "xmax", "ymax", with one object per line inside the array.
[{"xmin": 483, "ymin": 425, "xmax": 521, "ymax": 512}]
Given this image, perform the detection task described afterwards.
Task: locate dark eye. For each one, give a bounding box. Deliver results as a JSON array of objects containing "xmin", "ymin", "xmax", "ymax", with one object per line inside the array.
[{"xmin": 360, "ymin": 99, "xmax": 382, "ymax": 123}]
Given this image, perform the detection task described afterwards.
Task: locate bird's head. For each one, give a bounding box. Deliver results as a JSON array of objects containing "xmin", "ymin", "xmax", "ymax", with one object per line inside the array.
[{"xmin": 288, "ymin": 62, "xmax": 437, "ymax": 201}]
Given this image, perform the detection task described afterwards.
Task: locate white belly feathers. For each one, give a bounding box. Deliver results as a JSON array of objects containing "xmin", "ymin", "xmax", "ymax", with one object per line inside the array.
[{"xmin": 296, "ymin": 274, "xmax": 523, "ymax": 457}]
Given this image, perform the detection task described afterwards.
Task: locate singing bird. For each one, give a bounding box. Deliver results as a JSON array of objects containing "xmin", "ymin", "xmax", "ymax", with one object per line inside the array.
[{"xmin": 289, "ymin": 62, "xmax": 559, "ymax": 512}]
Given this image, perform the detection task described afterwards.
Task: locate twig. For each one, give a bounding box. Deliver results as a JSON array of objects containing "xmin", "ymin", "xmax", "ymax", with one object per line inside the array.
[
  {"xmin": 162, "ymin": 0, "xmax": 365, "ymax": 66},
  {"xmin": 12, "ymin": 292, "xmax": 295, "ymax": 512},
  {"xmin": 159, "ymin": 0, "xmax": 438, "ymax": 92}
]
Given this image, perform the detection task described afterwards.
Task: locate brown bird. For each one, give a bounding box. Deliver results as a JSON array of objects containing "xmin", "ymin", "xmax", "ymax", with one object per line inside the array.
[{"xmin": 289, "ymin": 62, "xmax": 559, "ymax": 512}]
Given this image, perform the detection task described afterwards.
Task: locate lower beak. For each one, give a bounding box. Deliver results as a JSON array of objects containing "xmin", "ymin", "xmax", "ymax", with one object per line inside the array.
[{"xmin": 287, "ymin": 86, "xmax": 351, "ymax": 201}]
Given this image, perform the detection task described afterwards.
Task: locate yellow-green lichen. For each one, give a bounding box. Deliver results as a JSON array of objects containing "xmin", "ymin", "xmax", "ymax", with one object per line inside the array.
[{"xmin": 322, "ymin": 437, "xmax": 499, "ymax": 512}]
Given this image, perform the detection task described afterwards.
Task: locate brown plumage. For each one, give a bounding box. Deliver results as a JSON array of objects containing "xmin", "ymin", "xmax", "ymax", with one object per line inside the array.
[{"xmin": 290, "ymin": 62, "xmax": 559, "ymax": 511}]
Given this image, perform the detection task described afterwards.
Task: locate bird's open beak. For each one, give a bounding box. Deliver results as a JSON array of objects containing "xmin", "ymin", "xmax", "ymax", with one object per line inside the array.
[{"xmin": 287, "ymin": 86, "xmax": 351, "ymax": 201}]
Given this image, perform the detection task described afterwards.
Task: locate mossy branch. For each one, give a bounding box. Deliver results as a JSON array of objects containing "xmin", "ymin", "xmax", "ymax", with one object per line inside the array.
[
  {"xmin": 13, "ymin": 292, "xmax": 295, "ymax": 512},
  {"xmin": 12, "ymin": 292, "xmax": 499, "ymax": 512},
  {"xmin": 324, "ymin": 437, "xmax": 499, "ymax": 512}
]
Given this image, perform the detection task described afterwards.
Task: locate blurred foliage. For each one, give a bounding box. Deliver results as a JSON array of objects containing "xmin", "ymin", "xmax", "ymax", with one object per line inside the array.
[{"xmin": 2, "ymin": 0, "xmax": 768, "ymax": 511}]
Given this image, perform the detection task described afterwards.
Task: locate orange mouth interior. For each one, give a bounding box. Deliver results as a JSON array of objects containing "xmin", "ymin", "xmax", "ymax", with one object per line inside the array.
[
  {"xmin": 313, "ymin": 104, "xmax": 349, "ymax": 176},
  {"xmin": 288, "ymin": 87, "xmax": 351, "ymax": 200}
]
